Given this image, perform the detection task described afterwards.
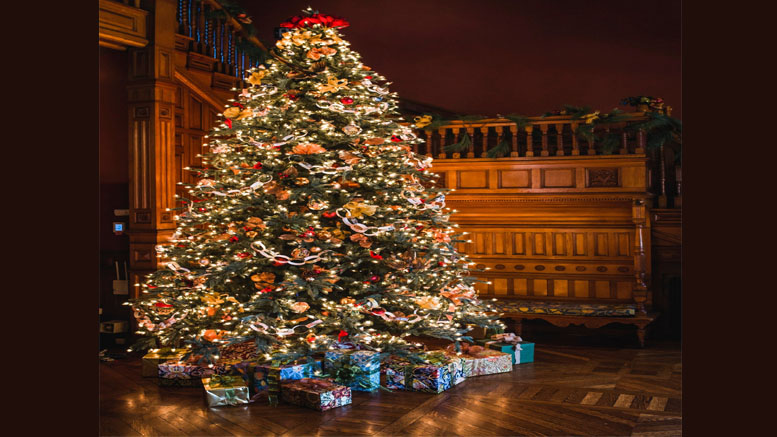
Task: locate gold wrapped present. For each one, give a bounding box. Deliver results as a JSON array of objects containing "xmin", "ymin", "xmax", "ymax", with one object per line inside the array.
[
  {"xmin": 141, "ymin": 348, "xmax": 186, "ymax": 377},
  {"xmin": 202, "ymin": 375, "xmax": 250, "ymax": 407}
]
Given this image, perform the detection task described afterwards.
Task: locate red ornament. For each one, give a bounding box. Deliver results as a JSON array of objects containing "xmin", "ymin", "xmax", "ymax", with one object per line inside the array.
[
  {"xmin": 258, "ymin": 287, "xmax": 273, "ymax": 293},
  {"xmin": 225, "ymin": 119, "xmax": 232, "ymax": 128},
  {"xmin": 391, "ymin": 135, "xmax": 401, "ymax": 142},
  {"xmin": 338, "ymin": 330, "xmax": 349, "ymax": 342},
  {"xmin": 154, "ymin": 302, "xmax": 172, "ymax": 308},
  {"xmin": 237, "ymin": 252, "xmax": 252, "ymax": 259},
  {"xmin": 229, "ymin": 236, "xmax": 239, "ymax": 243},
  {"xmin": 370, "ymin": 275, "xmax": 380, "ymax": 282},
  {"xmin": 322, "ymin": 211, "xmax": 336, "ymax": 218},
  {"xmin": 340, "ymin": 97, "xmax": 354, "ymax": 105},
  {"xmin": 280, "ymin": 13, "xmax": 349, "ymax": 29},
  {"xmin": 198, "ymin": 207, "xmax": 207, "ymax": 212},
  {"xmin": 365, "ymin": 75, "xmax": 373, "ymax": 79},
  {"xmin": 253, "ymin": 162, "xmax": 262, "ymax": 169},
  {"xmin": 369, "ymin": 251, "xmax": 383, "ymax": 260},
  {"xmin": 272, "ymin": 261, "xmax": 285, "ymax": 266}
]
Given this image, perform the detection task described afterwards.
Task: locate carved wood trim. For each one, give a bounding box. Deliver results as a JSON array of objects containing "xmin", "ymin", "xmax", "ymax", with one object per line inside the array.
[
  {"xmin": 174, "ymin": 70, "xmax": 225, "ymax": 113},
  {"xmin": 99, "ymin": 0, "xmax": 149, "ymax": 49}
]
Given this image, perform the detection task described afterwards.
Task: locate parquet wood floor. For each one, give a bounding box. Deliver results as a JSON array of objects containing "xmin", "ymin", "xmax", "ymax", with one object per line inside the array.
[{"xmin": 99, "ymin": 337, "xmax": 681, "ymax": 436}]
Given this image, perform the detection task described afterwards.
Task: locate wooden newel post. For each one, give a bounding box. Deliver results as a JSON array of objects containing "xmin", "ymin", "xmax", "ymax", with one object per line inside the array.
[
  {"xmin": 126, "ymin": 0, "xmax": 179, "ymax": 300},
  {"xmin": 632, "ymin": 199, "xmax": 649, "ymax": 316}
]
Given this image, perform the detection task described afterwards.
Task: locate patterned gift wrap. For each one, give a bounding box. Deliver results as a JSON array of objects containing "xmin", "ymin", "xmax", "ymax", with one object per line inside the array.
[
  {"xmin": 324, "ymin": 350, "xmax": 381, "ymax": 392},
  {"xmin": 202, "ymin": 375, "xmax": 250, "ymax": 407},
  {"xmin": 158, "ymin": 361, "xmax": 229, "ymax": 387},
  {"xmin": 219, "ymin": 341, "xmax": 260, "ymax": 363},
  {"xmin": 228, "ymin": 360, "xmax": 323, "ymax": 401},
  {"xmin": 446, "ymin": 348, "xmax": 513, "ymax": 377},
  {"xmin": 280, "ymin": 378, "xmax": 352, "ymax": 411},
  {"xmin": 476, "ymin": 340, "xmax": 518, "ymax": 364},
  {"xmin": 141, "ymin": 349, "xmax": 186, "ymax": 377},
  {"xmin": 384, "ymin": 352, "xmax": 462, "ymax": 393}
]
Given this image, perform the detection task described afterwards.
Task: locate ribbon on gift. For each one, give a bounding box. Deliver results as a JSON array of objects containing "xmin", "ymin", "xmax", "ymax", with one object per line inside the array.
[
  {"xmin": 324, "ymin": 355, "xmax": 380, "ymax": 391},
  {"xmin": 267, "ymin": 367, "xmax": 281, "ymax": 406},
  {"xmin": 207, "ymin": 374, "xmax": 244, "ymax": 388},
  {"xmin": 490, "ymin": 333, "xmax": 522, "ymax": 344}
]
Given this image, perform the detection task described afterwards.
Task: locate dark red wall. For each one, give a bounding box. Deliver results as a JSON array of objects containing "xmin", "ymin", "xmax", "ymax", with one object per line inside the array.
[
  {"xmin": 245, "ymin": 0, "xmax": 681, "ymax": 118},
  {"xmin": 99, "ymin": 46, "xmax": 131, "ymax": 323}
]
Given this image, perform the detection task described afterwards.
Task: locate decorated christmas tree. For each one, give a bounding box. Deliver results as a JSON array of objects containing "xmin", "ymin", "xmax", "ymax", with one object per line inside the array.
[{"xmin": 129, "ymin": 8, "xmax": 502, "ymax": 364}]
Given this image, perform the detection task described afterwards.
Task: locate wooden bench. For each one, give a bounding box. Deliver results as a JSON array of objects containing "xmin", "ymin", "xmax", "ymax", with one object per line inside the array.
[{"xmin": 493, "ymin": 298, "xmax": 657, "ymax": 347}]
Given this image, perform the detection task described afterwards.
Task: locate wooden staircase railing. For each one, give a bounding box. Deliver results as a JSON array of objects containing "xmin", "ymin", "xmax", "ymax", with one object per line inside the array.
[{"xmin": 174, "ymin": 0, "xmax": 266, "ymax": 81}]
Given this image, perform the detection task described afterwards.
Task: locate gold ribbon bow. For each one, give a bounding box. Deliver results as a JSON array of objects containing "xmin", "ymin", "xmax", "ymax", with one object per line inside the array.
[
  {"xmin": 582, "ymin": 111, "xmax": 600, "ymax": 124},
  {"xmin": 319, "ymin": 76, "xmax": 349, "ymax": 93},
  {"xmin": 414, "ymin": 115, "xmax": 433, "ymax": 128}
]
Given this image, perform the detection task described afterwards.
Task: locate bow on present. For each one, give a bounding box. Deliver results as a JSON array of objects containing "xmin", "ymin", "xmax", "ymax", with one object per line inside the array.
[{"xmin": 490, "ymin": 333, "xmax": 522, "ymax": 344}]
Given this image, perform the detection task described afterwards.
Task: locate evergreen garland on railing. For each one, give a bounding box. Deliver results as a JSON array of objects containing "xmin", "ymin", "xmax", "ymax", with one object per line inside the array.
[{"xmin": 412, "ymin": 101, "xmax": 681, "ymax": 162}]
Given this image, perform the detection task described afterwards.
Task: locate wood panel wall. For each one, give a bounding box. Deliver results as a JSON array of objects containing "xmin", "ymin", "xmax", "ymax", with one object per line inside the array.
[{"xmin": 431, "ymin": 156, "xmax": 652, "ymax": 308}]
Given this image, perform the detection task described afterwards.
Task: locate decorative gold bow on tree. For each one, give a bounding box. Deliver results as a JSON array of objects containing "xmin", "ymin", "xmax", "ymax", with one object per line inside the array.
[
  {"xmin": 318, "ymin": 76, "xmax": 349, "ymax": 93},
  {"xmin": 414, "ymin": 115, "xmax": 433, "ymax": 128},
  {"xmin": 582, "ymin": 111, "xmax": 600, "ymax": 124}
]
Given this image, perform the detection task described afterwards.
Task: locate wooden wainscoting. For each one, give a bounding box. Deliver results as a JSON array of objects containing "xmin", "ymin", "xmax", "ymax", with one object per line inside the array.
[{"xmin": 432, "ymin": 155, "xmax": 652, "ymax": 309}]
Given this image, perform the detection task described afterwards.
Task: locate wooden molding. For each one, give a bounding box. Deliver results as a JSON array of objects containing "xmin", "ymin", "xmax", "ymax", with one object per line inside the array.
[
  {"xmin": 174, "ymin": 69, "xmax": 226, "ymax": 112},
  {"xmin": 99, "ymin": 0, "xmax": 149, "ymax": 49}
]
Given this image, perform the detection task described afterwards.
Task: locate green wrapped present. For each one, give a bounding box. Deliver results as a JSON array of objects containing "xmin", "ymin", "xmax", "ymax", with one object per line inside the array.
[
  {"xmin": 141, "ymin": 348, "xmax": 186, "ymax": 377},
  {"xmin": 202, "ymin": 375, "xmax": 250, "ymax": 407}
]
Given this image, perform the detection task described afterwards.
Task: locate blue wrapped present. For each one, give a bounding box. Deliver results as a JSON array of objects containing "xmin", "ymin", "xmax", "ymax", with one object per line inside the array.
[
  {"xmin": 384, "ymin": 351, "xmax": 462, "ymax": 393},
  {"xmin": 324, "ymin": 350, "xmax": 381, "ymax": 392},
  {"xmin": 229, "ymin": 359, "xmax": 322, "ymax": 402}
]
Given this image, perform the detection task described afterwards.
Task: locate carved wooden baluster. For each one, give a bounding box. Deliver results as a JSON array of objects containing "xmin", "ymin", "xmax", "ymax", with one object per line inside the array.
[
  {"xmin": 525, "ymin": 125, "xmax": 534, "ymax": 157},
  {"xmin": 480, "ymin": 127, "xmax": 489, "ymax": 158},
  {"xmin": 214, "ymin": 17, "xmax": 222, "ymax": 65},
  {"xmin": 412, "ymin": 134, "xmax": 419, "ymax": 154},
  {"xmin": 620, "ymin": 125, "xmax": 629, "ymax": 154},
  {"xmin": 437, "ymin": 128, "xmax": 448, "ymax": 159},
  {"xmin": 587, "ymin": 125, "xmax": 596, "ymax": 155},
  {"xmin": 658, "ymin": 143, "xmax": 667, "ymax": 208},
  {"xmin": 186, "ymin": 0, "xmax": 193, "ymax": 38},
  {"xmin": 424, "ymin": 130, "xmax": 434, "ymax": 157},
  {"xmin": 466, "ymin": 127, "xmax": 475, "ymax": 158},
  {"xmin": 636, "ymin": 128, "xmax": 646, "ymax": 154},
  {"xmin": 508, "ymin": 125, "xmax": 518, "ymax": 157},
  {"xmin": 570, "ymin": 122, "xmax": 580, "ymax": 155},
  {"xmin": 555, "ymin": 123, "xmax": 565, "ymax": 156},
  {"xmin": 196, "ymin": 1, "xmax": 205, "ymax": 53},
  {"xmin": 176, "ymin": 0, "xmax": 185, "ymax": 34},
  {"xmin": 539, "ymin": 124, "xmax": 549, "ymax": 156}
]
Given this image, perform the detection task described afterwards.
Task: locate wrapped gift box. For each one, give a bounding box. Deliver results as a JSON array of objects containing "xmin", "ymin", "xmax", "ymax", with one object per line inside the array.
[
  {"xmin": 280, "ymin": 378, "xmax": 352, "ymax": 411},
  {"xmin": 230, "ymin": 359, "xmax": 322, "ymax": 401},
  {"xmin": 384, "ymin": 351, "xmax": 463, "ymax": 393},
  {"xmin": 202, "ymin": 375, "xmax": 250, "ymax": 407},
  {"xmin": 158, "ymin": 361, "xmax": 229, "ymax": 387},
  {"xmin": 141, "ymin": 348, "xmax": 186, "ymax": 377},
  {"xmin": 476, "ymin": 335, "xmax": 535, "ymax": 364},
  {"xmin": 467, "ymin": 325, "xmax": 504, "ymax": 340},
  {"xmin": 324, "ymin": 350, "xmax": 381, "ymax": 392},
  {"xmin": 445, "ymin": 344, "xmax": 513, "ymax": 377}
]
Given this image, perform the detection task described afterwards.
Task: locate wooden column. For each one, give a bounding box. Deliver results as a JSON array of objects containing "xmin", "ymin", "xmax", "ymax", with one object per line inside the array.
[
  {"xmin": 437, "ymin": 128, "xmax": 447, "ymax": 159},
  {"xmin": 539, "ymin": 124, "xmax": 549, "ymax": 156},
  {"xmin": 126, "ymin": 0, "xmax": 179, "ymax": 299},
  {"xmin": 570, "ymin": 122, "xmax": 580, "ymax": 155},
  {"xmin": 466, "ymin": 127, "xmax": 475, "ymax": 158},
  {"xmin": 509, "ymin": 125, "xmax": 519, "ymax": 157}
]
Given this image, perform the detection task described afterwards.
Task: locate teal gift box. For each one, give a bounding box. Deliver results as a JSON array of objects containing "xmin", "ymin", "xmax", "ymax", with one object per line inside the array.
[{"xmin": 476, "ymin": 338, "xmax": 535, "ymax": 364}]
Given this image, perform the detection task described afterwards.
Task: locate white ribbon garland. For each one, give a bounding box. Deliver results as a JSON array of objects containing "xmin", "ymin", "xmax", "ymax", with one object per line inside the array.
[{"xmin": 250, "ymin": 240, "xmax": 332, "ymax": 265}]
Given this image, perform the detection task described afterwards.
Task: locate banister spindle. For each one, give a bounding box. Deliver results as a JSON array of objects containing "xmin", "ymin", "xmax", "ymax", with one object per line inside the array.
[
  {"xmin": 621, "ymin": 129, "xmax": 629, "ymax": 155},
  {"xmin": 570, "ymin": 122, "xmax": 580, "ymax": 155},
  {"xmin": 187, "ymin": 0, "xmax": 193, "ymax": 38},
  {"xmin": 466, "ymin": 127, "xmax": 475, "ymax": 158},
  {"xmin": 509, "ymin": 125, "xmax": 518, "ymax": 157},
  {"xmin": 555, "ymin": 123, "xmax": 565, "ymax": 156},
  {"xmin": 177, "ymin": 0, "xmax": 185, "ymax": 34},
  {"xmin": 525, "ymin": 125, "xmax": 534, "ymax": 157},
  {"xmin": 480, "ymin": 127, "xmax": 489, "ymax": 158},
  {"xmin": 587, "ymin": 126, "xmax": 596, "ymax": 155},
  {"xmin": 424, "ymin": 130, "xmax": 433, "ymax": 157},
  {"xmin": 636, "ymin": 128, "xmax": 646, "ymax": 154},
  {"xmin": 539, "ymin": 124, "xmax": 549, "ymax": 156},
  {"xmin": 437, "ymin": 128, "xmax": 447, "ymax": 159}
]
